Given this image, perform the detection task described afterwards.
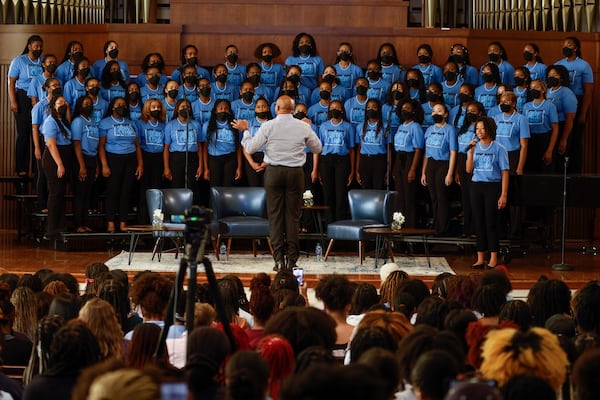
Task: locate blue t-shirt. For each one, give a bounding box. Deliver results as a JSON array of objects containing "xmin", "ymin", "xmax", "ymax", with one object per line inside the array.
[
  {"xmin": 284, "ymin": 55, "xmax": 325, "ymax": 90},
  {"xmin": 63, "ymin": 77, "xmax": 88, "ymax": 107},
  {"xmin": 192, "ymin": 97, "xmax": 215, "ymax": 125},
  {"xmin": 220, "ymin": 63, "xmax": 245, "ymax": 88},
  {"xmin": 136, "ymin": 119, "xmax": 166, "ymax": 153},
  {"xmin": 472, "ymin": 141, "xmax": 510, "ymax": 182},
  {"xmin": 231, "ymin": 99, "xmax": 256, "ymax": 121},
  {"xmin": 136, "ymin": 73, "xmax": 168, "ymax": 88},
  {"xmin": 178, "ymin": 84, "xmax": 199, "ymax": 103},
  {"xmin": 91, "ymin": 97, "xmax": 109, "ymax": 124},
  {"xmin": 170, "ymin": 65, "xmax": 210, "ymax": 85},
  {"xmin": 356, "ymin": 121, "xmax": 389, "ymax": 155},
  {"xmin": 308, "ymin": 101, "xmax": 330, "ymax": 130},
  {"xmin": 211, "ymin": 83, "xmax": 237, "ymax": 102},
  {"xmin": 259, "ymin": 62, "xmax": 286, "ymax": 88},
  {"xmin": 522, "ymin": 99, "xmax": 559, "ymax": 134},
  {"xmin": 318, "ymin": 119, "xmax": 355, "ymax": 156},
  {"xmin": 140, "ymin": 84, "xmax": 166, "ymax": 104},
  {"xmin": 382, "ymin": 103, "xmax": 401, "ymax": 136},
  {"xmin": 334, "ymin": 62, "xmax": 364, "ymax": 93},
  {"xmin": 246, "ymin": 117, "xmax": 269, "ymax": 153},
  {"xmin": 31, "ymin": 98, "xmax": 50, "ymax": 126},
  {"xmin": 204, "ymin": 120, "xmax": 238, "ymax": 156},
  {"xmin": 128, "ymin": 102, "xmax": 142, "ymax": 121},
  {"xmin": 344, "ymin": 96, "xmax": 368, "ymax": 127},
  {"xmin": 547, "ymin": 86, "xmax": 578, "ymax": 122},
  {"xmin": 421, "ymin": 102, "xmax": 435, "ymax": 131},
  {"xmin": 71, "ymin": 115, "xmax": 100, "ymax": 156},
  {"xmin": 164, "ymin": 119, "xmax": 204, "ymax": 152},
  {"xmin": 493, "ymin": 111, "xmax": 530, "ymax": 152},
  {"xmin": 366, "ymin": 78, "xmax": 391, "ymax": 104},
  {"xmin": 41, "ymin": 116, "xmax": 72, "ymax": 145},
  {"xmin": 449, "ymin": 105, "xmax": 467, "ymax": 130},
  {"xmin": 273, "ymin": 84, "xmax": 311, "ymax": 107},
  {"xmin": 514, "ymin": 87, "xmax": 529, "ymax": 112},
  {"xmin": 457, "ymin": 64, "xmax": 479, "ymax": 85},
  {"xmin": 524, "ymin": 62, "xmax": 547, "ymax": 81},
  {"xmin": 26, "ymin": 73, "xmax": 49, "ymax": 101},
  {"xmin": 555, "ymin": 57, "xmax": 594, "ymax": 96},
  {"xmin": 381, "ymin": 64, "xmax": 405, "ymax": 85},
  {"xmin": 91, "ymin": 59, "xmax": 130, "ymax": 82},
  {"xmin": 99, "ymin": 116, "xmax": 138, "ymax": 154},
  {"xmin": 393, "ymin": 121, "xmax": 424, "ymax": 152},
  {"xmin": 475, "ymin": 83, "xmax": 499, "ymax": 111},
  {"xmin": 442, "ymin": 79, "xmax": 463, "ymax": 108},
  {"xmin": 9, "ymin": 53, "xmax": 43, "ymax": 91},
  {"xmin": 413, "ymin": 63, "xmax": 444, "ymax": 86},
  {"xmin": 424, "ymin": 123, "xmax": 457, "ymax": 160},
  {"xmin": 479, "ymin": 60, "xmax": 515, "ymax": 85},
  {"xmin": 457, "ymin": 124, "xmax": 477, "ymax": 154},
  {"xmin": 100, "ymin": 83, "xmax": 126, "ymax": 103},
  {"xmin": 310, "ymin": 84, "xmax": 347, "ymax": 105},
  {"xmin": 55, "ymin": 60, "xmax": 75, "ymax": 85},
  {"xmin": 254, "ymin": 84, "xmax": 274, "ymax": 104}
]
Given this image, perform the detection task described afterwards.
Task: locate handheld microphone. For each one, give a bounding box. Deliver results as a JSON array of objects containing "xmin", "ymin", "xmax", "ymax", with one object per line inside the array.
[{"xmin": 467, "ymin": 139, "xmax": 479, "ymax": 151}]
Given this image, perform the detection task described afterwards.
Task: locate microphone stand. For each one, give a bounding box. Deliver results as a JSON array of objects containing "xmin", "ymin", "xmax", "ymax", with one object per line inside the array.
[{"xmin": 552, "ymin": 156, "xmax": 573, "ymax": 271}]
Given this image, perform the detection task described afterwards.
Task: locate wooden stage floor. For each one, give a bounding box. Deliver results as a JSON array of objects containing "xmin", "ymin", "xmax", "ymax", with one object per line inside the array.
[{"xmin": 0, "ymin": 229, "xmax": 599, "ymax": 291}]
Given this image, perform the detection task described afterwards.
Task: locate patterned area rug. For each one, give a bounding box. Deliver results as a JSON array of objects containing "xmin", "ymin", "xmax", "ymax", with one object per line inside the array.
[{"xmin": 105, "ymin": 251, "xmax": 454, "ymax": 276}]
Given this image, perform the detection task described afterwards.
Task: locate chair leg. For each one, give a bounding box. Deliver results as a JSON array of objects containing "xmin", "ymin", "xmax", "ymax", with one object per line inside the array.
[
  {"xmin": 388, "ymin": 240, "xmax": 394, "ymax": 262},
  {"xmin": 215, "ymin": 234, "xmax": 221, "ymax": 260},
  {"xmin": 358, "ymin": 240, "xmax": 363, "ymax": 265},
  {"xmin": 266, "ymin": 237, "xmax": 274, "ymax": 255},
  {"xmin": 324, "ymin": 239, "xmax": 335, "ymax": 261},
  {"xmin": 151, "ymin": 237, "xmax": 161, "ymax": 261},
  {"xmin": 227, "ymin": 238, "xmax": 232, "ymax": 258}
]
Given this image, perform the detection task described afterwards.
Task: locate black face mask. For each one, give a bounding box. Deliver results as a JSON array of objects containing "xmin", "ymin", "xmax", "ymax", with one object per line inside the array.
[
  {"xmin": 108, "ymin": 49, "xmax": 119, "ymax": 59},
  {"xmin": 150, "ymin": 109, "xmax": 161, "ymax": 119},
  {"xmin": 329, "ymin": 109, "xmax": 342, "ymax": 119},
  {"xmin": 88, "ymin": 87, "xmax": 100, "ymax": 97},
  {"xmin": 79, "ymin": 67, "xmax": 90, "ymax": 77},
  {"xmin": 432, "ymin": 114, "xmax": 444, "ymax": 124},
  {"xmin": 488, "ymin": 53, "xmax": 500, "ymax": 62},
  {"xmin": 110, "ymin": 71, "xmax": 121, "ymax": 81},
  {"xmin": 452, "ymin": 54, "xmax": 464, "ymax": 64},
  {"xmin": 562, "ymin": 47, "xmax": 574, "ymax": 58},
  {"xmin": 392, "ymin": 90, "xmax": 404, "ymax": 101},
  {"xmin": 82, "ymin": 105, "xmax": 94, "ymax": 116},
  {"xmin": 400, "ymin": 110, "xmax": 413, "ymax": 122},
  {"xmin": 216, "ymin": 112, "xmax": 230, "ymax": 121},
  {"xmin": 128, "ymin": 92, "xmax": 140, "ymax": 102},
  {"xmin": 367, "ymin": 71, "xmax": 381, "ymax": 80},
  {"xmin": 322, "ymin": 75, "xmax": 336, "ymax": 84},
  {"xmin": 179, "ymin": 108, "xmax": 190, "ymax": 119},
  {"xmin": 184, "ymin": 76, "xmax": 197, "ymax": 85},
  {"xmin": 500, "ymin": 103, "xmax": 512, "ymax": 113},
  {"xmin": 32, "ymin": 49, "xmax": 43, "ymax": 59},
  {"xmin": 227, "ymin": 53, "xmax": 238, "ymax": 64},
  {"xmin": 340, "ymin": 52, "xmax": 351, "ymax": 61},
  {"xmin": 45, "ymin": 64, "xmax": 57, "ymax": 74},
  {"xmin": 288, "ymin": 75, "xmax": 300, "ymax": 85},
  {"xmin": 406, "ymin": 78, "xmax": 419, "ymax": 88},
  {"xmin": 443, "ymin": 71, "xmax": 457, "ymax": 81},
  {"xmin": 299, "ymin": 45, "xmax": 311, "ymax": 54},
  {"xmin": 458, "ymin": 93, "xmax": 473, "ymax": 103},
  {"xmin": 418, "ymin": 55, "xmax": 431, "ymax": 64},
  {"xmin": 523, "ymin": 51, "xmax": 534, "ymax": 62},
  {"xmin": 167, "ymin": 89, "xmax": 178, "ymax": 99},
  {"xmin": 58, "ymin": 104, "xmax": 68, "ymax": 116},
  {"xmin": 256, "ymin": 111, "xmax": 269, "ymax": 119},
  {"xmin": 356, "ymin": 85, "xmax": 368, "ymax": 96},
  {"xmin": 381, "ymin": 54, "xmax": 392, "ymax": 64},
  {"xmin": 262, "ymin": 55, "xmax": 273, "ymax": 63},
  {"xmin": 513, "ymin": 77, "xmax": 525, "ymax": 87},
  {"xmin": 51, "ymin": 87, "xmax": 62, "ymax": 97},
  {"xmin": 294, "ymin": 112, "xmax": 306, "ymax": 120},
  {"xmin": 114, "ymin": 106, "xmax": 126, "ymax": 117},
  {"xmin": 319, "ymin": 90, "xmax": 331, "ymax": 101},
  {"xmin": 482, "ymin": 73, "xmax": 495, "ymax": 83},
  {"xmin": 426, "ymin": 92, "xmax": 442, "ymax": 103},
  {"xmin": 148, "ymin": 75, "xmax": 161, "ymax": 86},
  {"xmin": 216, "ymin": 74, "xmax": 228, "ymax": 83},
  {"xmin": 248, "ymin": 75, "xmax": 260, "ymax": 85},
  {"xmin": 187, "ymin": 56, "xmax": 197, "ymax": 66},
  {"xmin": 466, "ymin": 112, "xmax": 478, "ymax": 123},
  {"xmin": 72, "ymin": 51, "xmax": 84, "ymax": 62},
  {"xmin": 366, "ymin": 109, "xmax": 378, "ymax": 119},
  {"xmin": 242, "ymin": 92, "xmax": 255, "ymax": 102},
  {"xmin": 547, "ymin": 77, "xmax": 560, "ymax": 87},
  {"xmin": 199, "ymin": 87, "xmax": 211, "ymax": 97},
  {"xmin": 530, "ymin": 89, "xmax": 541, "ymax": 99},
  {"xmin": 281, "ymin": 89, "xmax": 296, "ymax": 97}
]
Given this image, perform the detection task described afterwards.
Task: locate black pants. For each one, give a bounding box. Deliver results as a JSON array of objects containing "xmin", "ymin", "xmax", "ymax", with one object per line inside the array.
[
  {"xmin": 14, "ymin": 89, "xmax": 33, "ymax": 174},
  {"xmin": 456, "ymin": 152, "xmax": 473, "ymax": 235},
  {"xmin": 208, "ymin": 152, "xmax": 237, "ymax": 187},
  {"xmin": 471, "ymin": 181, "xmax": 501, "ymax": 252},
  {"xmin": 139, "ymin": 151, "xmax": 164, "ymax": 223},
  {"xmin": 105, "ymin": 152, "xmax": 137, "ymax": 224},
  {"xmin": 359, "ymin": 153, "xmax": 387, "ymax": 189},
  {"xmin": 393, "ymin": 151, "xmax": 417, "ymax": 228},
  {"xmin": 506, "ymin": 150, "xmax": 523, "ymax": 238},
  {"xmin": 41, "ymin": 145, "xmax": 73, "ymax": 237},
  {"xmin": 243, "ymin": 152, "xmax": 265, "ymax": 187},
  {"xmin": 35, "ymin": 136, "xmax": 48, "ymax": 210},
  {"xmin": 425, "ymin": 158, "xmax": 450, "ymax": 234},
  {"xmin": 319, "ymin": 154, "xmax": 350, "ymax": 223},
  {"xmin": 265, "ymin": 165, "xmax": 304, "ymax": 267},
  {"xmin": 73, "ymin": 155, "xmax": 97, "ymax": 228},
  {"xmin": 525, "ymin": 132, "xmax": 552, "ymax": 174},
  {"xmin": 566, "ymin": 97, "xmax": 585, "ymax": 173}
]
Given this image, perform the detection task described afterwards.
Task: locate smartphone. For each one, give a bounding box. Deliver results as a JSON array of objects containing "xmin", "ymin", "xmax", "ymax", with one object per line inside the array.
[
  {"xmin": 292, "ymin": 267, "xmax": 304, "ymax": 286},
  {"xmin": 161, "ymin": 382, "xmax": 187, "ymax": 400}
]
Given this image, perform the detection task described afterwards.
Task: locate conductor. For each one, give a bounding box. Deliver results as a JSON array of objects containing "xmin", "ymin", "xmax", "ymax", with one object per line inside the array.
[{"xmin": 235, "ymin": 95, "xmax": 322, "ymax": 271}]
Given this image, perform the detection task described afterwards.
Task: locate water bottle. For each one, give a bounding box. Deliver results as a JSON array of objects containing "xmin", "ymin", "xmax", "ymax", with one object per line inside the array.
[
  {"xmin": 315, "ymin": 242, "xmax": 322, "ymax": 262},
  {"xmin": 219, "ymin": 242, "xmax": 227, "ymax": 259}
]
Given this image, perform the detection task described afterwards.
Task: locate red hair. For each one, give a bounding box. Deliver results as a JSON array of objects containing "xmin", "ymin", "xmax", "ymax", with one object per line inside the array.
[{"xmin": 256, "ymin": 334, "xmax": 294, "ymax": 400}]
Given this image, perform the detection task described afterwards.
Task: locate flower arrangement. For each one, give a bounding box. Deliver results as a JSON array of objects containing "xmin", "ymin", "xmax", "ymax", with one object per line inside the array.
[
  {"xmin": 391, "ymin": 211, "xmax": 405, "ymax": 231},
  {"xmin": 152, "ymin": 209, "xmax": 164, "ymax": 228},
  {"xmin": 303, "ymin": 190, "xmax": 314, "ymax": 207}
]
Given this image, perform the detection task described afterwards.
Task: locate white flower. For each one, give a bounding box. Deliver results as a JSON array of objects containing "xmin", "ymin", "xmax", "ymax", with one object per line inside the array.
[
  {"xmin": 153, "ymin": 209, "xmax": 164, "ymax": 222},
  {"xmin": 392, "ymin": 211, "xmax": 405, "ymax": 225},
  {"xmin": 303, "ymin": 190, "xmax": 313, "ymax": 200}
]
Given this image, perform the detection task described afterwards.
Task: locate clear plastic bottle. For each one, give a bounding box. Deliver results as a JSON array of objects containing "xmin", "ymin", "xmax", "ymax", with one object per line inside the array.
[
  {"xmin": 219, "ymin": 242, "xmax": 227, "ymax": 258},
  {"xmin": 315, "ymin": 242, "xmax": 322, "ymax": 262}
]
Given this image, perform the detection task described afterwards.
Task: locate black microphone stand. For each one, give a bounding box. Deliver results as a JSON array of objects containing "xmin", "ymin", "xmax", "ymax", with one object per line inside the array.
[{"xmin": 552, "ymin": 156, "xmax": 573, "ymax": 271}]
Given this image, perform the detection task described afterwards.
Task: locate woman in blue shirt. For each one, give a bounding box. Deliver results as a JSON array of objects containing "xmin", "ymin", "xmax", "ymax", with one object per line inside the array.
[
  {"xmin": 56, "ymin": 40, "xmax": 84, "ymax": 85},
  {"xmin": 522, "ymin": 43, "xmax": 547, "ymax": 81},
  {"xmin": 382, "ymin": 81, "xmax": 409, "ymax": 139},
  {"xmin": 447, "ymin": 44, "xmax": 479, "ymax": 86},
  {"xmin": 255, "ymin": 42, "xmax": 285, "ymax": 90},
  {"xmin": 545, "ymin": 65, "xmax": 578, "ymax": 160},
  {"xmin": 40, "ymin": 95, "xmax": 72, "ymax": 238},
  {"xmin": 421, "ymin": 102, "xmax": 457, "ymax": 235},
  {"xmin": 240, "ymin": 97, "xmax": 272, "ymax": 187},
  {"xmin": 99, "ymin": 97, "xmax": 143, "ymax": 232},
  {"xmin": 512, "ymin": 66, "xmax": 531, "ymax": 113},
  {"xmin": 355, "ymin": 99, "xmax": 389, "ymax": 190},
  {"xmin": 475, "ymin": 63, "xmax": 501, "ymax": 112},
  {"xmin": 63, "ymin": 57, "xmax": 92, "ymax": 107},
  {"xmin": 285, "ymin": 32, "xmax": 324, "ymax": 91},
  {"xmin": 481, "ymin": 41, "xmax": 515, "ymax": 86},
  {"xmin": 334, "ymin": 42, "xmax": 364, "ymax": 97},
  {"xmin": 71, "ymin": 95, "xmax": 99, "ymax": 233},
  {"xmin": 100, "ymin": 61, "xmax": 126, "ymax": 103},
  {"xmin": 392, "ymin": 99, "xmax": 424, "ymax": 228},
  {"xmin": 413, "ymin": 44, "xmax": 443, "ymax": 86},
  {"xmin": 466, "ymin": 116, "xmax": 509, "ymax": 269},
  {"xmin": 376, "ymin": 43, "xmax": 405, "ymax": 84}
]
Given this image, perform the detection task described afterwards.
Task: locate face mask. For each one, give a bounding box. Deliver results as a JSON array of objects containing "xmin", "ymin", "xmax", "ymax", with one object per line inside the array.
[
  {"xmin": 322, "ymin": 75, "xmax": 336, "ymax": 84},
  {"xmin": 110, "ymin": 71, "xmax": 121, "ymax": 81},
  {"xmin": 482, "ymin": 73, "xmax": 495, "ymax": 83},
  {"xmin": 299, "ymin": 45, "xmax": 311, "ymax": 54},
  {"xmin": 227, "ymin": 53, "xmax": 238, "ymax": 64},
  {"xmin": 523, "ymin": 51, "xmax": 534, "ymax": 62},
  {"xmin": 281, "ymin": 89, "xmax": 296, "ymax": 97},
  {"xmin": 262, "ymin": 55, "xmax": 273, "ymax": 63},
  {"xmin": 256, "ymin": 111, "xmax": 269, "ymax": 119},
  {"xmin": 288, "ymin": 75, "xmax": 300, "ymax": 85},
  {"xmin": 79, "ymin": 67, "xmax": 90, "ymax": 77},
  {"xmin": 562, "ymin": 47, "xmax": 574, "ymax": 58},
  {"xmin": 242, "ymin": 91, "xmax": 255, "ymax": 102},
  {"xmin": 58, "ymin": 104, "xmax": 68, "ymax": 115},
  {"xmin": 51, "ymin": 87, "xmax": 62, "ymax": 97},
  {"xmin": 443, "ymin": 71, "xmax": 457, "ymax": 81},
  {"xmin": 530, "ymin": 89, "xmax": 541, "ymax": 99},
  {"xmin": 179, "ymin": 108, "xmax": 190, "ymax": 118},
  {"xmin": 319, "ymin": 90, "xmax": 331, "ymax": 100},
  {"xmin": 150, "ymin": 109, "xmax": 161, "ymax": 119},
  {"xmin": 356, "ymin": 85, "xmax": 368, "ymax": 96},
  {"xmin": 72, "ymin": 51, "xmax": 84, "ymax": 62},
  {"xmin": 329, "ymin": 109, "xmax": 342, "ymax": 119},
  {"xmin": 248, "ymin": 75, "xmax": 260, "ymax": 85},
  {"xmin": 216, "ymin": 112, "xmax": 230, "ymax": 121},
  {"xmin": 452, "ymin": 54, "xmax": 464, "ymax": 64},
  {"xmin": 199, "ymin": 87, "xmax": 211, "ymax": 97},
  {"xmin": 149, "ymin": 75, "xmax": 160, "ymax": 86},
  {"xmin": 366, "ymin": 109, "xmax": 378, "ymax": 119},
  {"xmin": 45, "ymin": 64, "xmax": 57, "ymax": 74},
  {"xmin": 466, "ymin": 112, "xmax": 478, "ymax": 123},
  {"xmin": 114, "ymin": 106, "xmax": 126, "ymax": 117},
  {"xmin": 513, "ymin": 77, "xmax": 525, "ymax": 86},
  {"xmin": 367, "ymin": 71, "xmax": 381, "ymax": 80},
  {"xmin": 340, "ymin": 52, "xmax": 351, "ymax": 61},
  {"xmin": 381, "ymin": 54, "xmax": 392, "ymax": 64},
  {"xmin": 185, "ymin": 76, "xmax": 197, "ymax": 85},
  {"xmin": 216, "ymin": 74, "xmax": 228, "ymax": 83},
  {"xmin": 426, "ymin": 92, "xmax": 442, "ymax": 103},
  {"xmin": 108, "ymin": 49, "xmax": 119, "ymax": 59},
  {"xmin": 82, "ymin": 105, "xmax": 94, "ymax": 116},
  {"xmin": 88, "ymin": 87, "xmax": 100, "ymax": 96},
  {"xmin": 392, "ymin": 90, "xmax": 403, "ymax": 101},
  {"xmin": 400, "ymin": 110, "xmax": 413, "ymax": 121},
  {"xmin": 406, "ymin": 78, "xmax": 419, "ymax": 88},
  {"xmin": 488, "ymin": 53, "xmax": 500, "ymax": 62},
  {"xmin": 167, "ymin": 89, "xmax": 178, "ymax": 99},
  {"xmin": 547, "ymin": 77, "xmax": 560, "ymax": 87},
  {"xmin": 32, "ymin": 49, "xmax": 43, "ymax": 59},
  {"xmin": 294, "ymin": 112, "xmax": 306, "ymax": 120},
  {"xmin": 432, "ymin": 114, "xmax": 444, "ymax": 124},
  {"xmin": 187, "ymin": 56, "xmax": 197, "ymax": 66},
  {"xmin": 458, "ymin": 93, "xmax": 473, "ymax": 103},
  {"xmin": 128, "ymin": 92, "xmax": 140, "ymax": 102},
  {"xmin": 500, "ymin": 103, "xmax": 512, "ymax": 113},
  {"xmin": 418, "ymin": 55, "xmax": 431, "ymax": 64}
]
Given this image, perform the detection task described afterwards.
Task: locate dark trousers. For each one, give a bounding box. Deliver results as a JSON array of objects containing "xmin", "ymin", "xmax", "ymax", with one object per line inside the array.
[
  {"xmin": 359, "ymin": 153, "xmax": 387, "ymax": 189},
  {"xmin": 41, "ymin": 145, "xmax": 73, "ymax": 237},
  {"xmin": 456, "ymin": 152, "xmax": 473, "ymax": 235},
  {"xmin": 507, "ymin": 150, "xmax": 523, "ymax": 238},
  {"xmin": 139, "ymin": 151, "xmax": 164, "ymax": 223},
  {"xmin": 105, "ymin": 152, "xmax": 137, "ymax": 224},
  {"xmin": 393, "ymin": 151, "xmax": 417, "ymax": 228},
  {"xmin": 208, "ymin": 152, "xmax": 237, "ymax": 187},
  {"xmin": 243, "ymin": 152, "xmax": 265, "ymax": 187},
  {"xmin": 525, "ymin": 132, "xmax": 552, "ymax": 174},
  {"xmin": 319, "ymin": 154, "xmax": 350, "ymax": 223},
  {"xmin": 35, "ymin": 137, "xmax": 48, "ymax": 210},
  {"xmin": 265, "ymin": 165, "xmax": 304, "ymax": 267},
  {"xmin": 14, "ymin": 89, "xmax": 33, "ymax": 174},
  {"xmin": 170, "ymin": 151, "xmax": 198, "ymax": 189},
  {"xmin": 73, "ymin": 155, "xmax": 97, "ymax": 228},
  {"xmin": 471, "ymin": 181, "xmax": 501, "ymax": 252},
  {"xmin": 425, "ymin": 158, "xmax": 450, "ymax": 234},
  {"xmin": 566, "ymin": 98, "xmax": 585, "ymax": 173}
]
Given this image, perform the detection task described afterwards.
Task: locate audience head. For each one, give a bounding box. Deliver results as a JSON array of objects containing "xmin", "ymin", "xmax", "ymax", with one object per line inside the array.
[
  {"xmin": 293, "ymin": 345, "xmax": 336, "ymax": 374},
  {"xmin": 186, "ymin": 327, "xmax": 231, "ymax": 396},
  {"xmin": 572, "ymin": 347, "xmax": 600, "ymax": 400},
  {"xmin": 315, "ymin": 275, "xmax": 353, "ymax": 313},
  {"xmin": 527, "ymin": 277, "xmax": 571, "ymax": 327},
  {"xmin": 256, "ymin": 334, "xmax": 294, "ymax": 400},
  {"xmin": 357, "ymin": 309, "xmax": 413, "ymax": 344},
  {"xmin": 129, "ymin": 272, "xmax": 173, "ymax": 320},
  {"xmin": 48, "ymin": 292, "xmax": 80, "ymax": 321},
  {"xmin": 79, "ymin": 297, "xmax": 123, "ymax": 360},
  {"xmin": 411, "ymin": 350, "xmax": 460, "ymax": 400},
  {"xmin": 86, "ymin": 368, "xmax": 160, "ymax": 400},
  {"xmin": 127, "ymin": 323, "xmax": 164, "ymax": 369},
  {"xmin": 46, "ymin": 320, "xmax": 101, "ymax": 376},
  {"xmin": 499, "ymin": 300, "xmax": 533, "ymax": 330},
  {"xmin": 225, "ymin": 350, "xmax": 270, "ymax": 400},
  {"xmin": 446, "ymin": 379, "xmax": 503, "ymax": 400},
  {"xmin": 572, "ymin": 280, "xmax": 600, "ymax": 336},
  {"xmin": 501, "ymin": 374, "xmax": 557, "ymax": 400},
  {"xmin": 349, "ymin": 283, "xmax": 379, "ymax": 315},
  {"xmin": 356, "ymin": 348, "xmax": 400, "ymax": 399},
  {"xmin": 349, "ymin": 325, "xmax": 397, "ymax": 363}
]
